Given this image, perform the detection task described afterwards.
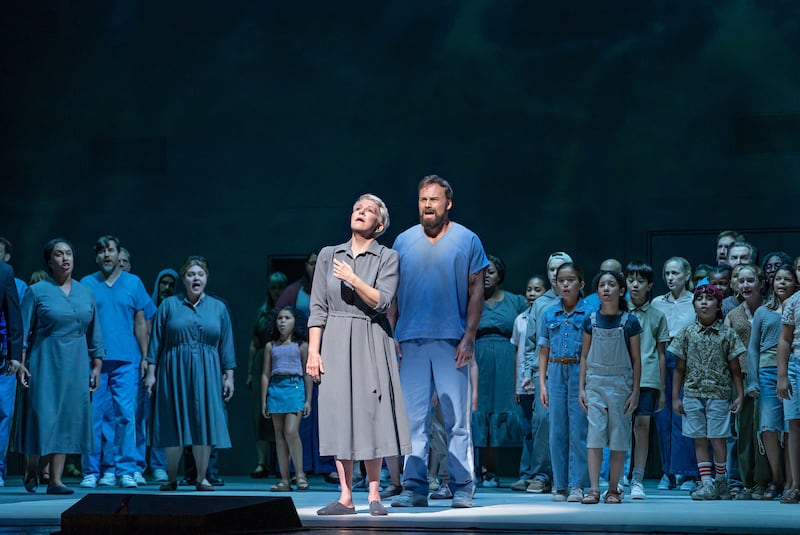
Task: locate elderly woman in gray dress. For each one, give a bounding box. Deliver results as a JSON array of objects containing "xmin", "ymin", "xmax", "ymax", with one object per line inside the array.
[
  {"xmin": 17, "ymin": 238, "xmax": 104, "ymax": 494},
  {"xmin": 144, "ymin": 256, "xmax": 235, "ymax": 492},
  {"xmin": 307, "ymin": 193, "xmax": 411, "ymax": 516}
]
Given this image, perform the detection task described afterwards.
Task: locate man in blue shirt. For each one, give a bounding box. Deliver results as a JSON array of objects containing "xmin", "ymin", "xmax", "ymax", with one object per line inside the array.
[
  {"xmin": 0, "ymin": 237, "xmax": 25, "ymax": 488},
  {"xmin": 389, "ymin": 175, "xmax": 488, "ymax": 509},
  {"xmin": 80, "ymin": 236, "xmax": 155, "ymax": 489}
]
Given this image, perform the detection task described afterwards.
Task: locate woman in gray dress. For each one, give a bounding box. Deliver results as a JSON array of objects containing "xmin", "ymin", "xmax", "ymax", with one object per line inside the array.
[
  {"xmin": 17, "ymin": 238, "xmax": 104, "ymax": 494},
  {"xmin": 144, "ymin": 256, "xmax": 235, "ymax": 492},
  {"xmin": 307, "ymin": 193, "xmax": 410, "ymax": 516}
]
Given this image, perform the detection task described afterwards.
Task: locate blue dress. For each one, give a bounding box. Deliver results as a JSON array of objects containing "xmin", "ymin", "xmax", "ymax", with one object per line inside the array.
[
  {"xmin": 147, "ymin": 295, "xmax": 235, "ymax": 448},
  {"xmin": 17, "ymin": 279, "xmax": 104, "ymax": 456},
  {"xmin": 472, "ymin": 292, "xmax": 528, "ymax": 447}
]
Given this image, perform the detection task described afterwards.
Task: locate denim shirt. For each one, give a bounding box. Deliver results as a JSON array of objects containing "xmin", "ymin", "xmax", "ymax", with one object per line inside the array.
[{"xmin": 537, "ymin": 298, "xmax": 588, "ymax": 360}]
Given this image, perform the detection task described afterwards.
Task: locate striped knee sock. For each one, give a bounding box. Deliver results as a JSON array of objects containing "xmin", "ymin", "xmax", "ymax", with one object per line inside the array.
[{"xmin": 697, "ymin": 462, "xmax": 713, "ymax": 483}]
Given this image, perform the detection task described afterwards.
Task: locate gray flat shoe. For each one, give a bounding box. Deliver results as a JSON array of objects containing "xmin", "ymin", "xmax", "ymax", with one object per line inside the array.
[
  {"xmin": 317, "ymin": 501, "xmax": 356, "ymax": 516},
  {"xmin": 369, "ymin": 501, "xmax": 388, "ymax": 516}
]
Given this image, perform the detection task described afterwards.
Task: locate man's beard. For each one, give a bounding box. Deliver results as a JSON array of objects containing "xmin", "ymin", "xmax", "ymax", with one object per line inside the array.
[{"xmin": 420, "ymin": 212, "xmax": 445, "ymax": 231}]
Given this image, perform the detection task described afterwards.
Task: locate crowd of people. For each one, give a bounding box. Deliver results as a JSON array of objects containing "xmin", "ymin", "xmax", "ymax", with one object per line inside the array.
[{"xmin": 1, "ymin": 178, "xmax": 800, "ymax": 515}]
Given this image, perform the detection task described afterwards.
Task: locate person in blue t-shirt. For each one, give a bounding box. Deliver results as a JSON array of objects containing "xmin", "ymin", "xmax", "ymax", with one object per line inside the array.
[
  {"xmin": 388, "ymin": 175, "xmax": 488, "ymax": 510},
  {"xmin": 79, "ymin": 236, "xmax": 155, "ymax": 490}
]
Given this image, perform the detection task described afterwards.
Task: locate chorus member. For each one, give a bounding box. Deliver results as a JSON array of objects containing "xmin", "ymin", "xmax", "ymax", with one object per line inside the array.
[
  {"xmin": 538, "ymin": 262, "xmax": 589, "ymax": 503},
  {"xmin": 388, "ymin": 175, "xmax": 488, "ymax": 510},
  {"xmin": 247, "ymin": 271, "xmax": 288, "ymax": 479},
  {"xmin": 472, "ymin": 254, "xmax": 527, "ymax": 488},
  {"xmin": 0, "ymin": 238, "xmax": 26, "ymax": 488},
  {"xmin": 747, "ymin": 265, "xmax": 798, "ymax": 501},
  {"xmin": 17, "ymin": 239, "xmax": 104, "ymax": 494},
  {"xmin": 725, "ymin": 265, "xmax": 770, "ymax": 499},
  {"xmin": 80, "ymin": 236, "xmax": 154, "ymax": 489},
  {"xmin": 144, "ymin": 256, "xmax": 235, "ymax": 492},
  {"xmin": 262, "ymin": 306, "xmax": 310, "ymax": 492},
  {"xmin": 625, "ymin": 262, "xmax": 670, "ymax": 500},
  {"xmin": 308, "ymin": 193, "xmax": 410, "ymax": 516},
  {"xmin": 579, "ymin": 271, "xmax": 641, "ymax": 504},
  {"xmin": 777, "ymin": 272, "xmax": 800, "ymax": 503},
  {"xmin": 761, "ymin": 252, "xmax": 793, "ymax": 288},
  {"xmin": 509, "ymin": 275, "xmax": 548, "ymax": 492},
  {"xmin": 671, "ymin": 285, "xmax": 745, "ymax": 500},
  {"xmin": 520, "ymin": 252, "xmax": 573, "ymax": 494},
  {"xmin": 651, "ymin": 257, "xmax": 699, "ymax": 491}
]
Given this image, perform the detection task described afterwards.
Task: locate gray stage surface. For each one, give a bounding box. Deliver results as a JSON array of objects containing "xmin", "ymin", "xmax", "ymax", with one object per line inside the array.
[{"xmin": 0, "ymin": 475, "xmax": 796, "ymax": 534}]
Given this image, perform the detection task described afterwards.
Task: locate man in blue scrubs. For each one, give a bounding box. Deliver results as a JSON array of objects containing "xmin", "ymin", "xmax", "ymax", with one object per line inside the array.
[
  {"xmin": 80, "ymin": 236, "xmax": 155, "ymax": 488},
  {"xmin": 390, "ymin": 175, "xmax": 488, "ymax": 509}
]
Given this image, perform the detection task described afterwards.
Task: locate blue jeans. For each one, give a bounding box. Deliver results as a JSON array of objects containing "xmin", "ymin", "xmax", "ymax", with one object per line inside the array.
[
  {"xmin": 517, "ymin": 376, "xmax": 551, "ymax": 482},
  {"xmin": 547, "ymin": 362, "xmax": 588, "ymax": 490},
  {"xmin": 83, "ymin": 360, "xmax": 138, "ymax": 478},
  {"xmin": 399, "ymin": 339, "xmax": 474, "ymax": 495},
  {"xmin": 654, "ymin": 351, "xmax": 698, "ymax": 477}
]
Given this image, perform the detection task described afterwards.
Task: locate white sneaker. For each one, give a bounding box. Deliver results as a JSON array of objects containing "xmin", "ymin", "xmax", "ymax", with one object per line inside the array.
[
  {"xmin": 630, "ymin": 480, "xmax": 646, "ymax": 499},
  {"xmin": 80, "ymin": 475, "xmax": 98, "ymax": 488},
  {"xmin": 657, "ymin": 474, "xmax": 673, "ymax": 490},
  {"xmin": 0, "ymin": 476, "xmax": 5, "ymax": 487},
  {"xmin": 133, "ymin": 472, "xmax": 147, "ymax": 485},
  {"xmin": 622, "ymin": 475, "xmax": 631, "ymax": 487},
  {"xmin": 152, "ymin": 469, "xmax": 168, "ymax": 482},
  {"xmin": 99, "ymin": 472, "xmax": 117, "ymax": 486},
  {"xmin": 566, "ymin": 487, "xmax": 584, "ymax": 502},
  {"xmin": 120, "ymin": 474, "xmax": 138, "ymax": 488},
  {"xmin": 679, "ymin": 478, "xmax": 697, "ymax": 492}
]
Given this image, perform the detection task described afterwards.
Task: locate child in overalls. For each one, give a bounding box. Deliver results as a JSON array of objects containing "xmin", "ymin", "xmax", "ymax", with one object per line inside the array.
[{"xmin": 579, "ymin": 271, "xmax": 642, "ymax": 504}]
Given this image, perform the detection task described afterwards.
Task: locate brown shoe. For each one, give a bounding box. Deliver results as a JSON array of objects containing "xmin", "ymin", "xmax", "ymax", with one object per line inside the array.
[
  {"xmin": 581, "ymin": 489, "xmax": 601, "ymax": 504},
  {"xmin": 195, "ymin": 481, "xmax": 215, "ymax": 491},
  {"xmin": 604, "ymin": 488, "xmax": 622, "ymax": 504}
]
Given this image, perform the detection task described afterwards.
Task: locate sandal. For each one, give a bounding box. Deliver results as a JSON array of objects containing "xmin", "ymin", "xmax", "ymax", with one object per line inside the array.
[
  {"xmin": 296, "ymin": 475, "xmax": 309, "ymax": 491},
  {"xmin": 762, "ymin": 482, "xmax": 783, "ymax": 501},
  {"xmin": 604, "ymin": 489, "xmax": 622, "ymax": 504},
  {"xmin": 581, "ymin": 489, "xmax": 601, "ymax": 504},
  {"xmin": 780, "ymin": 488, "xmax": 800, "ymax": 504},
  {"xmin": 270, "ymin": 479, "xmax": 292, "ymax": 492}
]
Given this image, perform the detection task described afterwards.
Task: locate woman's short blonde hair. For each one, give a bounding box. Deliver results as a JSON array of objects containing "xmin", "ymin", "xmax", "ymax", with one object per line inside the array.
[
  {"xmin": 180, "ymin": 255, "xmax": 209, "ymax": 277},
  {"xmin": 354, "ymin": 193, "xmax": 390, "ymax": 238}
]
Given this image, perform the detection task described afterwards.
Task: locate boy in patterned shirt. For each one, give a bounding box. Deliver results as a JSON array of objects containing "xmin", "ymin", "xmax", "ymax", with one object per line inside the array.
[{"xmin": 670, "ymin": 284, "xmax": 745, "ymax": 500}]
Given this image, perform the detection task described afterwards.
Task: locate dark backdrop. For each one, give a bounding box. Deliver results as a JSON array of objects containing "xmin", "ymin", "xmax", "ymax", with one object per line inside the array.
[{"xmin": 3, "ymin": 1, "xmax": 800, "ymax": 475}]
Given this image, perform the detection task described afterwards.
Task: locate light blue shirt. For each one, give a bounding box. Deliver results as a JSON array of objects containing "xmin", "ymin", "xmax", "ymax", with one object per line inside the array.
[
  {"xmin": 82, "ymin": 271, "xmax": 154, "ymax": 363},
  {"xmin": 393, "ymin": 222, "xmax": 488, "ymax": 343}
]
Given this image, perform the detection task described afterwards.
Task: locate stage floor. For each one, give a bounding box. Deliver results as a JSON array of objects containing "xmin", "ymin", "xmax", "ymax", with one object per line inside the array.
[{"xmin": 0, "ymin": 475, "xmax": 797, "ymax": 534}]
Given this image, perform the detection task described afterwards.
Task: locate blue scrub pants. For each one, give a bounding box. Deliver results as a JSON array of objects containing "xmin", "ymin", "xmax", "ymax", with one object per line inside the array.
[
  {"xmin": 399, "ymin": 339, "xmax": 474, "ymax": 495},
  {"xmin": 83, "ymin": 360, "xmax": 138, "ymax": 478}
]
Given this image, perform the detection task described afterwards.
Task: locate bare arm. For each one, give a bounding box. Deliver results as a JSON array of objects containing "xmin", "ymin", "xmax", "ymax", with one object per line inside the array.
[
  {"xmin": 300, "ymin": 341, "xmax": 312, "ymax": 417},
  {"xmin": 578, "ymin": 331, "xmax": 591, "ymax": 411},
  {"xmin": 538, "ymin": 345, "xmax": 550, "ymax": 408},
  {"xmin": 133, "ymin": 310, "xmax": 149, "ymax": 378},
  {"xmin": 777, "ymin": 324, "xmax": 793, "ymax": 400},
  {"xmin": 672, "ymin": 357, "xmax": 686, "ymax": 415},
  {"xmin": 656, "ymin": 340, "xmax": 667, "ymax": 410},
  {"xmin": 728, "ymin": 356, "xmax": 744, "ymax": 413},
  {"xmin": 626, "ymin": 333, "xmax": 642, "ymax": 415},
  {"xmin": 455, "ymin": 268, "xmax": 485, "ymax": 368},
  {"xmin": 261, "ymin": 342, "xmax": 272, "ymax": 418}
]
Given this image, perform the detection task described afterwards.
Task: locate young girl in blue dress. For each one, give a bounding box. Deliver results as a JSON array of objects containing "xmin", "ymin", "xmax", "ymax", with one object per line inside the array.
[
  {"xmin": 261, "ymin": 306, "xmax": 312, "ymax": 491},
  {"xmin": 579, "ymin": 271, "xmax": 642, "ymax": 504}
]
